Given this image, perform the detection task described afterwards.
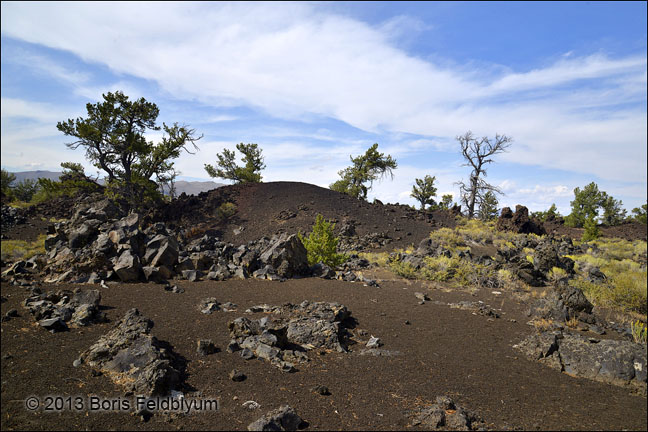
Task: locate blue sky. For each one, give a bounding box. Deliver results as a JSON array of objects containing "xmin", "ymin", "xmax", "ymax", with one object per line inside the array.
[{"xmin": 1, "ymin": 1, "xmax": 646, "ymax": 215}]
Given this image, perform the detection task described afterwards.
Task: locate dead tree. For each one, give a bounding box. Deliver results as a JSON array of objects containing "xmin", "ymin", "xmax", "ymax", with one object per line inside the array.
[{"xmin": 456, "ymin": 131, "xmax": 512, "ymax": 218}]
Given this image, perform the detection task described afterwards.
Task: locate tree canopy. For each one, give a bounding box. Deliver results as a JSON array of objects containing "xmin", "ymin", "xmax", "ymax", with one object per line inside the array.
[
  {"xmin": 57, "ymin": 91, "xmax": 201, "ymax": 207},
  {"xmin": 565, "ymin": 182, "xmax": 627, "ymax": 227},
  {"xmin": 204, "ymin": 143, "xmax": 266, "ymax": 183},
  {"xmin": 330, "ymin": 143, "xmax": 397, "ymax": 200}
]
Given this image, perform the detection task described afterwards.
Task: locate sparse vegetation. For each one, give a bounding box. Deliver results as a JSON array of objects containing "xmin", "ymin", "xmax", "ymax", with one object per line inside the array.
[
  {"xmin": 566, "ymin": 237, "xmax": 647, "ymax": 314},
  {"xmin": 299, "ymin": 214, "xmax": 347, "ymax": 268},
  {"xmin": 1, "ymin": 234, "xmax": 47, "ymax": 262},
  {"xmin": 631, "ymin": 320, "xmax": 647, "ymax": 344}
]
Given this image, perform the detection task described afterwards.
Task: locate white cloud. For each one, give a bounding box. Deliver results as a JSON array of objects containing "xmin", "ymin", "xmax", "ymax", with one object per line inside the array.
[{"xmin": 1, "ymin": 2, "xmax": 645, "ymax": 203}]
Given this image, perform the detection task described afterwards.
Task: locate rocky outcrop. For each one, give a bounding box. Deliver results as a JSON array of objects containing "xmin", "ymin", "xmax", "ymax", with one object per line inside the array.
[
  {"xmin": 22, "ymin": 288, "xmax": 105, "ymax": 332},
  {"xmin": 77, "ymin": 308, "xmax": 182, "ymax": 396},
  {"xmin": 514, "ymin": 331, "xmax": 647, "ymax": 395},
  {"xmin": 496, "ymin": 205, "xmax": 546, "ymax": 235},
  {"xmin": 38, "ymin": 196, "xmax": 313, "ymax": 284},
  {"xmin": 228, "ymin": 301, "xmax": 355, "ymax": 372}
]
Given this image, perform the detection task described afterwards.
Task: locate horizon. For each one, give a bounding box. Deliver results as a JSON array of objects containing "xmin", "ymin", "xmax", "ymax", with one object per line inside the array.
[{"xmin": 1, "ymin": 1, "xmax": 646, "ymax": 215}]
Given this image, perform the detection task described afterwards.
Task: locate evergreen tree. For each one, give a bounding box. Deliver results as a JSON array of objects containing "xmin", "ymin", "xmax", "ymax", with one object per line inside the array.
[
  {"xmin": 330, "ymin": 143, "xmax": 397, "ymax": 200},
  {"xmin": 205, "ymin": 143, "xmax": 265, "ymax": 183},
  {"xmin": 410, "ymin": 175, "xmax": 437, "ymax": 210}
]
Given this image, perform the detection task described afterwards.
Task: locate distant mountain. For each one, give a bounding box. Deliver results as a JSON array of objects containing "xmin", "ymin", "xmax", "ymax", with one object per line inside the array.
[
  {"xmin": 8, "ymin": 170, "xmax": 224, "ymax": 196},
  {"xmin": 11, "ymin": 170, "xmax": 63, "ymax": 182},
  {"xmin": 163, "ymin": 180, "xmax": 225, "ymax": 196}
]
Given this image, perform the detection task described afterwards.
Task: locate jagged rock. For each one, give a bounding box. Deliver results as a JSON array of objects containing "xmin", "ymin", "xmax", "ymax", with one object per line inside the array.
[
  {"xmin": 182, "ymin": 269, "xmax": 202, "ymax": 281},
  {"xmin": 229, "ymin": 369, "xmax": 247, "ymax": 382},
  {"xmin": 496, "ymin": 205, "xmax": 546, "ymax": 235},
  {"xmin": 259, "ymin": 234, "xmax": 308, "ymax": 278},
  {"xmin": 229, "ymin": 301, "xmax": 354, "ymax": 370},
  {"xmin": 514, "ymin": 331, "xmax": 647, "ymax": 394},
  {"xmin": 78, "ymin": 308, "xmax": 181, "ymax": 396},
  {"xmin": 533, "ymin": 240, "xmax": 574, "ymax": 275},
  {"xmin": 366, "ymin": 336, "xmax": 382, "ymax": 348},
  {"xmin": 310, "ymin": 262, "xmax": 336, "ymax": 279},
  {"xmin": 197, "ymin": 339, "xmax": 218, "ymax": 355},
  {"xmin": 199, "ymin": 298, "xmax": 221, "ymax": 314},
  {"xmin": 142, "ymin": 266, "xmax": 167, "ymax": 283},
  {"xmin": 408, "ymin": 396, "xmax": 483, "ymax": 430},
  {"xmin": 247, "ymin": 405, "xmax": 304, "ymax": 431},
  {"xmin": 527, "ymin": 284, "xmax": 593, "ymax": 323},
  {"xmin": 23, "ymin": 289, "xmax": 104, "ymax": 330},
  {"xmin": 39, "ymin": 317, "xmax": 68, "ymax": 332},
  {"xmin": 113, "ymin": 249, "xmax": 142, "ymax": 282},
  {"xmin": 68, "ymin": 222, "xmax": 97, "ymax": 249}
]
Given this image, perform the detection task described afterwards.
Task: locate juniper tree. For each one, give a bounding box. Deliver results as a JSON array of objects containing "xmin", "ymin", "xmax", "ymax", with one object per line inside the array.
[
  {"xmin": 57, "ymin": 91, "xmax": 201, "ymax": 207},
  {"xmin": 410, "ymin": 175, "xmax": 437, "ymax": 210},
  {"xmin": 204, "ymin": 143, "xmax": 265, "ymax": 184},
  {"xmin": 330, "ymin": 143, "xmax": 397, "ymax": 200},
  {"xmin": 477, "ymin": 190, "xmax": 499, "ymax": 221}
]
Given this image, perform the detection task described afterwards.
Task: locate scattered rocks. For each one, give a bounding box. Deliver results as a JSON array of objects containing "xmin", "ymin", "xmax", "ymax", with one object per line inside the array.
[
  {"xmin": 514, "ymin": 331, "xmax": 647, "ymax": 395},
  {"xmin": 247, "ymin": 405, "xmax": 304, "ymax": 431},
  {"xmin": 242, "ymin": 400, "xmax": 261, "ymax": 410},
  {"xmin": 22, "ymin": 288, "xmax": 105, "ymax": 331},
  {"xmin": 229, "ymin": 369, "xmax": 246, "ymax": 382},
  {"xmin": 311, "ymin": 384, "xmax": 330, "ymax": 395},
  {"xmin": 197, "ymin": 339, "xmax": 218, "ymax": 355},
  {"xmin": 415, "ymin": 292, "xmax": 430, "ymax": 303},
  {"xmin": 77, "ymin": 308, "xmax": 182, "ymax": 396},
  {"xmin": 366, "ymin": 336, "xmax": 383, "ymax": 348},
  {"xmin": 408, "ymin": 396, "xmax": 484, "ymax": 430},
  {"xmin": 449, "ymin": 301, "xmax": 501, "ymax": 318},
  {"xmin": 199, "ymin": 298, "xmax": 221, "ymax": 314},
  {"xmin": 228, "ymin": 301, "xmax": 357, "ymax": 371}
]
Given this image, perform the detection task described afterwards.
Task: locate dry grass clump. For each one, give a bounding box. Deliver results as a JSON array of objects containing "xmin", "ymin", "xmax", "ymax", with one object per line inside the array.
[
  {"xmin": 567, "ymin": 237, "xmax": 647, "ymax": 315},
  {"xmin": 1, "ymin": 234, "xmax": 47, "ymax": 262}
]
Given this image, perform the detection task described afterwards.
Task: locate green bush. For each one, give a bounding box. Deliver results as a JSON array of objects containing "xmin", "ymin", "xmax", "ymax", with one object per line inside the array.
[
  {"xmin": 581, "ymin": 217, "xmax": 601, "ymax": 242},
  {"xmin": 299, "ymin": 214, "xmax": 347, "ymax": 268},
  {"xmin": 217, "ymin": 202, "xmax": 237, "ymax": 220}
]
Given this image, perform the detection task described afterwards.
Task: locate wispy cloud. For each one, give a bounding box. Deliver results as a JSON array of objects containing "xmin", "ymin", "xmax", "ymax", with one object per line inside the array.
[{"xmin": 1, "ymin": 2, "xmax": 645, "ymax": 207}]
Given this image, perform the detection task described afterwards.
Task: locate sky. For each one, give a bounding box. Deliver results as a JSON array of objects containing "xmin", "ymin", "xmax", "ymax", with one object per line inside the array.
[{"xmin": 1, "ymin": 1, "xmax": 646, "ymax": 215}]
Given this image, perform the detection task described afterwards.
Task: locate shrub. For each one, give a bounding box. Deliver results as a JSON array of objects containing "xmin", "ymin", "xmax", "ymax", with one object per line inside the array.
[
  {"xmin": 299, "ymin": 214, "xmax": 347, "ymax": 268},
  {"xmin": 389, "ymin": 260, "xmax": 418, "ymax": 279},
  {"xmin": 1, "ymin": 234, "xmax": 47, "ymax": 262},
  {"xmin": 548, "ymin": 267, "xmax": 568, "ymax": 284},
  {"xmin": 217, "ymin": 202, "xmax": 237, "ymax": 220},
  {"xmin": 631, "ymin": 321, "xmax": 647, "ymax": 344},
  {"xmin": 581, "ymin": 217, "xmax": 600, "ymax": 242}
]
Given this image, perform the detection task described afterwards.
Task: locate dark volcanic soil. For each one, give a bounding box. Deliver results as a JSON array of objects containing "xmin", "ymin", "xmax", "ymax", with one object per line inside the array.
[
  {"xmin": 2, "ymin": 274, "xmax": 646, "ymax": 431},
  {"xmin": 151, "ymin": 182, "xmax": 457, "ymax": 250},
  {"xmin": 1, "ymin": 183, "xmax": 647, "ymax": 431}
]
